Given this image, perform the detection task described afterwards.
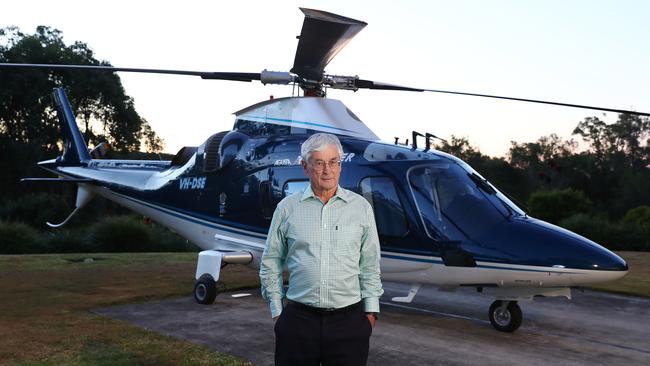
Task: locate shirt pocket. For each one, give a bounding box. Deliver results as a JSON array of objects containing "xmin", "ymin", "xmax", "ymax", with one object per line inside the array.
[{"xmin": 334, "ymin": 223, "xmax": 364, "ymax": 265}]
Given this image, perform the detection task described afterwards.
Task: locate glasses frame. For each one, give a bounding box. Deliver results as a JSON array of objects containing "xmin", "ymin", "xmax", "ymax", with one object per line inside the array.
[{"xmin": 309, "ymin": 159, "xmax": 342, "ymax": 171}]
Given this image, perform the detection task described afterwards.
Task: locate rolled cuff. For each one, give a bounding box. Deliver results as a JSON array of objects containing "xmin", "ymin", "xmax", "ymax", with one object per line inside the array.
[
  {"xmin": 270, "ymin": 299, "xmax": 284, "ymax": 318},
  {"xmin": 363, "ymin": 297, "xmax": 380, "ymax": 313}
]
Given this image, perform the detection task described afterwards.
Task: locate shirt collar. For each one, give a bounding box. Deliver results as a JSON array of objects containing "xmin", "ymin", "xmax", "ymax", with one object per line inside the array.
[{"xmin": 301, "ymin": 184, "xmax": 351, "ymax": 203}]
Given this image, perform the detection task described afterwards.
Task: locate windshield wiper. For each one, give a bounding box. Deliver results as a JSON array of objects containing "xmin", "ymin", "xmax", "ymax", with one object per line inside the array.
[{"xmin": 468, "ymin": 172, "xmax": 496, "ymax": 194}]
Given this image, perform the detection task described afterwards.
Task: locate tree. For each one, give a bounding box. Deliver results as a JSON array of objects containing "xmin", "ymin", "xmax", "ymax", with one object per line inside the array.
[
  {"xmin": 527, "ymin": 188, "xmax": 592, "ymax": 224},
  {"xmin": 571, "ymin": 113, "xmax": 650, "ymax": 216},
  {"xmin": 434, "ymin": 136, "xmax": 528, "ymax": 203},
  {"xmin": 572, "ymin": 113, "xmax": 650, "ymax": 168},
  {"xmin": 0, "ymin": 26, "xmax": 164, "ymax": 153}
]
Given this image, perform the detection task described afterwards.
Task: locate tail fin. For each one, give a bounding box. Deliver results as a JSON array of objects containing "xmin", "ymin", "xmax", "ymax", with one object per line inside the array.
[{"xmin": 52, "ymin": 87, "xmax": 91, "ymax": 165}]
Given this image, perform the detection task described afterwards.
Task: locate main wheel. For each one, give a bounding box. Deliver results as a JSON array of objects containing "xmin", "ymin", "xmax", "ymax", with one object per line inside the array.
[
  {"xmin": 194, "ymin": 274, "xmax": 217, "ymax": 304},
  {"xmin": 488, "ymin": 300, "xmax": 522, "ymax": 332}
]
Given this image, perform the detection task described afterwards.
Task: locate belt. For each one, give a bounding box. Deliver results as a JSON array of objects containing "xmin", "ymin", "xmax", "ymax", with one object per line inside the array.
[{"xmin": 287, "ymin": 300, "xmax": 361, "ymax": 315}]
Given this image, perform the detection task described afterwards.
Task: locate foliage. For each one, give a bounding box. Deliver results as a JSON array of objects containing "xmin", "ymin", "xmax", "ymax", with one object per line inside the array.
[
  {"xmin": 89, "ymin": 215, "xmax": 154, "ymax": 252},
  {"xmin": 0, "ymin": 221, "xmax": 41, "ymax": 254},
  {"xmin": 527, "ymin": 188, "xmax": 592, "ymax": 224},
  {"xmin": 0, "ymin": 26, "xmax": 163, "ymax": 153},
  {"xmin": 0, "ymin": 192, "xmax": 71, "ymax": 229},
  {"xmin": 0, "ymin": 135, "xmax": 61, "ymax": 201},
  {"xmin": 42, "ymin": 228, "xmax": 92, "ymax": 253},
  {"xmin": 87, "ymin": 215, "xmax": 196, "ymax": 253},
  {"xmin": 560, "ymin": 214, "xmax": 649, "ymax": 251},
  {"xmin": 573, "ymin": 114, "xmax": 650, "ymax": 168},
  {"xmin": 623, "ymin": 206, "xmax": 650, "ymax": 226},
  {"xmin": 435, "ymin": 136, "xmax": 529, "ymax": 203},
  {"xmin": 507, "ymin": 134, "xmax": 578, "ymax": 192}
]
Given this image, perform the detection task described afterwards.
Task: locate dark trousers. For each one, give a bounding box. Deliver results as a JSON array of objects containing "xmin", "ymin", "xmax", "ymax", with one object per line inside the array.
[{"xmin": 274, "ymin": 301, "xmax": 372, "ymax": 366}]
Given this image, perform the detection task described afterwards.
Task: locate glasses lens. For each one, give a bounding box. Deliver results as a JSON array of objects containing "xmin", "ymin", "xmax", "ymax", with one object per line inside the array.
[{"xmin": 311, "ymin": 160, "xmax": 340, "ymax": 170}]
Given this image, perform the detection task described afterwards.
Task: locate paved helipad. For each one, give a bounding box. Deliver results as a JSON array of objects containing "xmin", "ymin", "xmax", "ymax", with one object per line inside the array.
[{"xmin": 94, "ymin": 282, "xmax": 650, "ymax": 365}]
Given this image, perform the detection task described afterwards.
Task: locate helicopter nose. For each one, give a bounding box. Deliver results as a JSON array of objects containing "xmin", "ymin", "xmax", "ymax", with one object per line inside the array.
[
  {"xmin": 475, "ymin": 217, "xmax": 628, "ymax": 274},
  {"xmin": 530, "ymin": 219, "xmax": 628, "ymax": 273}
]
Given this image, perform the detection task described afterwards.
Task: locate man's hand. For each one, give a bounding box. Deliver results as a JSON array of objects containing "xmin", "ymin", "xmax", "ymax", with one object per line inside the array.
[
  {"xmin": 273, "ymin": 316, "xmax": 279, "ymax": 323},
  {"xmin": 366, "ymin": 313, "xmax": 377, "ymax": 328}
]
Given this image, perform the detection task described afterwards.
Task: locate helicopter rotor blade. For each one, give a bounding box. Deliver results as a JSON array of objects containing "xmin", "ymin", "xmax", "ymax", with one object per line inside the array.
[
  {"xmin": 0, "ymin": 63, "xmax": 262, "ymax": 82},
  {"xmin": 421, "ymin": 87, "xmax": 650, "ymax": 117},
  {"xmin": 291, "ymin": 8, "xmax": 367, "ymax": 82},
  {"xmin": 354, "ymin": 78, "xmax": 650, "ymax": 117},
  {"xmin": 355, "ymin": 79, "xmax": 424, "ymax": 92}
]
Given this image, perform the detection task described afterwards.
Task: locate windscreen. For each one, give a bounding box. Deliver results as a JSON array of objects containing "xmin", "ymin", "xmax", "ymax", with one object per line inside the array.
[{"xmin": 408, "ymin": 164, "xmax": 507, "ymax": 241}]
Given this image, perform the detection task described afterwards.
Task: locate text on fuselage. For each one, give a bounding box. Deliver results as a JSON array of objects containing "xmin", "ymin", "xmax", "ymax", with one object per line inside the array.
[{"xmin": 179, "ymin": 176, "xmax": 206, "ymax": 190}]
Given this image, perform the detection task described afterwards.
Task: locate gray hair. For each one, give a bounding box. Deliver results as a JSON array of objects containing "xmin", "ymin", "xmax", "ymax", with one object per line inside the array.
[{"xmin": 301, "ymin": 133, "xmax": 343, "ymax": 162}]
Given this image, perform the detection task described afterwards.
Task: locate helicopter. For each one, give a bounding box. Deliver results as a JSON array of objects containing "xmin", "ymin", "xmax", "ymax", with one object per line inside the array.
[{"xmin": 2, "ymin": 8, "xmax": 644, "ymax": 333}]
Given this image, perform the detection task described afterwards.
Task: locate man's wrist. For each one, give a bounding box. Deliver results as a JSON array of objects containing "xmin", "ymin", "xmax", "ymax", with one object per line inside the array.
[{"xmin": 366, "ymin": 312, "xmax": 379, "ymax": 320}]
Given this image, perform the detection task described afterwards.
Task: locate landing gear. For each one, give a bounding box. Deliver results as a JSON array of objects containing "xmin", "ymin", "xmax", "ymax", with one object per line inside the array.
[
  {"xmin": 488, "ymin": 300, "xmax": 522, "ymax": 332},
  {"xmin": 194, "ymin": 274, "xmax": 217, "ymax": 304},
  {"xmin": 193, "ymin": 249, "xmax": 253, "ymax": 305}
]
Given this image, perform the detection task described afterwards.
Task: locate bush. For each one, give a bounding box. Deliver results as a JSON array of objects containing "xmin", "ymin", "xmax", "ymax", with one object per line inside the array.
[
  {"xmin": 559, "ymin": 214, "xmax": 612, "ymax": 245},
  {"xmin": 150, "ymin": 224, "xmax": 198, "ymax": 252},
  {"xmin": 560, "ymin": 214, "xmax": 650, "ymax": 251},
  {"xmin": 623, "ymin": 206, "xmax": 650, "ymax": 226},
  {"xmin": 0, "ymin": 221, "xmax": 42, "ymax": 254},
  {"xmin": 0, "ymin": 193, "xmax": 71, "ymax": 230},
  {"xmin": 90, "ymin": 215, "xmax": 154, "ymax": 252},
  {"xmin": 43, "ymin": 229, "xmax": 93, "ymax": 254},
  {"xmin": 528, "ymin": 188, "xmax": 592, "ymax": 224},
  {"xmin": 0, "ymin": 213, "xmax": 199, "ymax": 254}
]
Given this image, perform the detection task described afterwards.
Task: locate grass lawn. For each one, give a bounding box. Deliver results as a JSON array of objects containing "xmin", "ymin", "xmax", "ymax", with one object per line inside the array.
[
  {"xmin": 0, "ymin": 253, "xmax": 260, "ymax": 365},
  {"xmin": 0, "ymin": 250, "xmax": 647, "ymax": 365}
]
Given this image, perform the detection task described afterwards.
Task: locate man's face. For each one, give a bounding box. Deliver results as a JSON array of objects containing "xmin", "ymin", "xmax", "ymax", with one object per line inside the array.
[{"xmin": 302, "ymin": 144, "xmax": 341, "ymax": 194}]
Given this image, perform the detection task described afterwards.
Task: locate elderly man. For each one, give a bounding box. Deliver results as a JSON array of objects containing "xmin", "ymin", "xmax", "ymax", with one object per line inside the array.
[{"xmin": 260, "ymin": 132, "xmax": 383, "ymax": 366}]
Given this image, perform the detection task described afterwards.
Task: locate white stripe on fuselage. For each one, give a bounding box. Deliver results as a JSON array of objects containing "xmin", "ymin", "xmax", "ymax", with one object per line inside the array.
[{"xmin": 87, "ymin": 185, "xmax": 626, "ymax": 288}]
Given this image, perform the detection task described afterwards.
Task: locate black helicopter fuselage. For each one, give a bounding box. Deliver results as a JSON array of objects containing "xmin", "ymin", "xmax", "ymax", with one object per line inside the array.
[
  {"xmin": 28, "ymin": 84, "xmax": 631, "ymax": 333},
  {"xmin": 41, "ymin": 122, "xmax": 627, "ymax": 274},
  {"xmin": 35, "ymin": 89, "xmax": 627, "ymax": 297}
]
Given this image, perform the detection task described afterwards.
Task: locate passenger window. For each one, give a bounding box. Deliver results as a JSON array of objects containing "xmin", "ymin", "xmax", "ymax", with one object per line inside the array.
[
  {"xmin": 360, "ymin": 177, "xmax": 409, "ymax": 237},
  {"xmin": 283, "ymin": 181, "xmax": 309, "ymax": 197}
]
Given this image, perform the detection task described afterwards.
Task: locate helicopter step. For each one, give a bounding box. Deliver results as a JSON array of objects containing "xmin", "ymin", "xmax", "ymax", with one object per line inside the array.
[
  {"xmin": 194, "ymin": 250, "xmax": 253, "ymax": 304},
  {"xmin": 391, "ymin": 284, "xmax": 421, "ymax": 303}
]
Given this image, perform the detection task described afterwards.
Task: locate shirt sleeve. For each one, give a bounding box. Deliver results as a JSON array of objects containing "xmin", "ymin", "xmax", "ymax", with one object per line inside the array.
[
  {"xmin": 259, "ymin": 202, "xmax": 288, "ymax": 318},
  {"xmin": 359, "ymin": 201, "xmax": 384, "ymax": 313}
]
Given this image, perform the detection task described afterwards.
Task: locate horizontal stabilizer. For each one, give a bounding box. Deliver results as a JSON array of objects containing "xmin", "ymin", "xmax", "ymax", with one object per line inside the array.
[{"xmin": 21, "ymin": 178, "xmax": 95, "ymax": 183}]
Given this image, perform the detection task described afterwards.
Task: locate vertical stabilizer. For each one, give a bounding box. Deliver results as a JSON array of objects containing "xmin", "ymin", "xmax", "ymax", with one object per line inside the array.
[{"xmin": 52, "ymin": 87, "xmax": 91, "ymax": 165}]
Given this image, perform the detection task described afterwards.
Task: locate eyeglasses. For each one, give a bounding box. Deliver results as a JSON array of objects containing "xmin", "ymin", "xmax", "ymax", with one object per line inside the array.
[{"xmin": 310, "ymin": 159, "xmax": 341, "ymax": 171}]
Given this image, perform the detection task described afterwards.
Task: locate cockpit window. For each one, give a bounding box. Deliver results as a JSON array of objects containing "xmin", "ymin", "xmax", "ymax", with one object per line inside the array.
[
  {"xmin": 363, "ymin": 142, "xmax": 441, "ymax": 162},
  {"xmin": 408, "ymin": 164, "xmax": 507, "ymax": 241},
  {"xmin": 235, "ymin": 119, "xmax": 311, "ymax": 137},
  {"xmin": 360, "ymin": 177, "xmax": 409, "ymax": 237}
]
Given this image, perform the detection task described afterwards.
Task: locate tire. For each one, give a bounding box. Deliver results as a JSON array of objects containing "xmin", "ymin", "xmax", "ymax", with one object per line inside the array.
[
  {"xmin": 194, "ymin": 274, "xmax": 217, "ymax": 304},
  {"xmin": 488, "ymin": 300, "xmax": 522, "ymax": 332}
]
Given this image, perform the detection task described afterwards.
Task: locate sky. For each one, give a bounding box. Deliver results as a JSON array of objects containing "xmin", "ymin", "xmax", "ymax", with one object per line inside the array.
[{"xmin": 2, "ymin": 0, "xmax": 649, "ymax": 157}]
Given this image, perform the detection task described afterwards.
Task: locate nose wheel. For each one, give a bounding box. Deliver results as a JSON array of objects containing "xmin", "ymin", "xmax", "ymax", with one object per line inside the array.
[
  {"xmin": 489, "ymin": 300, "xmax": 522, "ymax": 332},
  {"xmin": 194, "ymin": 274, "xmax": 217, "ymax": 304}
]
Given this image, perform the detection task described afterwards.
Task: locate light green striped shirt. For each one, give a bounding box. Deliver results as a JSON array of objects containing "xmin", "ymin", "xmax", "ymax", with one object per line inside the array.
[{"xmin": 259, "ymin": 185, "xmax": 383, "ymax": 318}]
